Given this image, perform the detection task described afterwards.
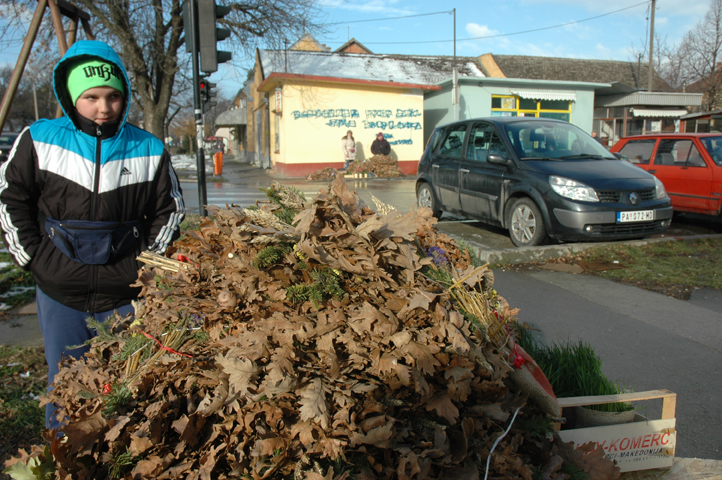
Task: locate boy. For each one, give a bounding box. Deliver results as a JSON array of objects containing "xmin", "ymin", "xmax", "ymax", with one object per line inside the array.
[{"xmin": 0, "ymin": 40, "xmax": 185, "ymax": 430}]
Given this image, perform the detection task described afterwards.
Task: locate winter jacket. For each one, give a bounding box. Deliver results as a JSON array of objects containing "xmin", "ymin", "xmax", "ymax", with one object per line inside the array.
[
  {"xmin": 0, "ymin": 41, "xmax": 185, "ymax": 312},
  {"xmin": 342, "ymin": 137, "xmax": 356, "ymax": 161},
  {"xmin": 371, "ymin": 138, "xmax": 391, "ymax": 156}
]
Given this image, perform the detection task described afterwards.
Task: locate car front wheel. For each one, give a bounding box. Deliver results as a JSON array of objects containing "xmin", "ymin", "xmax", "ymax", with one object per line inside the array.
[
  {"xmin": 508, "ymin": 198, "xmax": 547, "ymax": 247},
  {"xmin": 417, "ymin": 183, "xmax": 441, "ymax": 218}
]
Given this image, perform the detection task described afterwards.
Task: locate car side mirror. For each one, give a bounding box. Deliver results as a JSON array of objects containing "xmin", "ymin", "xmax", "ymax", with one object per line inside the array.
[
  {"xmin": 487, "ymin": 154, "xmax": 509, "ymax": 166},
  {"xmin": 613, "ymin": 152, "xmax": 623, "ymax": 160}
]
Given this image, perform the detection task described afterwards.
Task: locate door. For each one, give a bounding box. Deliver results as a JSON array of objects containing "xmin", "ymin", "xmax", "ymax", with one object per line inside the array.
[
  {"xmin": 650, "ymin": 138, "xmax": 711, "ymax": 212},
  {"xmin": 431, "ymin": 123, "xmax": 468, "ymax": 212},
  {"xmin": 459, "ymin": 122, "xmax": 508, "ymax": 222}
]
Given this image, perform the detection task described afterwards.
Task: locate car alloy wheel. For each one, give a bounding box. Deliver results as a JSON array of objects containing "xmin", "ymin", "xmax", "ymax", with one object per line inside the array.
[
  {"xmin": 416, "ymin": 183, "xmax": 441, "ymax": 218},
  {"xmin": 508, "ymin": 198, "xmax": 546, "ymax": 247}
]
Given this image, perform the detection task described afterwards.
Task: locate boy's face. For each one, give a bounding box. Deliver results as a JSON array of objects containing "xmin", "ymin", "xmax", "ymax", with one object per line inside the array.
[{"xmin": 75, "ymin": 87, "xmax": 124, "ymax": 125}]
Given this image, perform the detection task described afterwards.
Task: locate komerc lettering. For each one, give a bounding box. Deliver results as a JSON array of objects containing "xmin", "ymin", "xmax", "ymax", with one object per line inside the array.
[{"xmin": 573, "ymin": 432, "xmax": 672, "ymax": 453}]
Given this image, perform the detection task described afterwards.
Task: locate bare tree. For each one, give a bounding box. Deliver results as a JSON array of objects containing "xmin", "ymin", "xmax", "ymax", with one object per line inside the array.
[
  {"xmin": 627, "ymin": 33, "xmax": 683, "ymax": 91},
  {"xmin": 2, "ymin": 0, "xmax": 322, "ymax": 138},
  {"xmin": 679, "ymin": 0, "xmax": 722, "ymax": 109}
]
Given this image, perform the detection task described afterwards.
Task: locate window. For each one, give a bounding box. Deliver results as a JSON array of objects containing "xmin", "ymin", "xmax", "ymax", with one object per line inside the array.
[
  {"xmin": 466, "ymin": 124, "xmax": 492, "ymax": 161},
  {"xmin": 274, "ymin": 114, "xmax": 280, "ymax": 153},
  {"xmin": 619, "ymin": 139, "xmax": 656, "ymax": 164},
  {"xmin": 438, "ymin": 124, "xmax": 468, "ymax": 157},
  {"xmin": 654, "ymin": 139, "xmax": 704, "ymax": 167},
  {"xmin": 492, "ymin": 95, "xmax": 572, "ymax": 122},
  {"xmin": 489, "ymin": 132, "xmax": 509, "ymax": 159},
  {"xmin": 700, "ymin": 136, "xmax": 722, "ymax": 166},
  {"xmin": 426, "ymin": 129, "xmax": 443, "ymax": 153}
]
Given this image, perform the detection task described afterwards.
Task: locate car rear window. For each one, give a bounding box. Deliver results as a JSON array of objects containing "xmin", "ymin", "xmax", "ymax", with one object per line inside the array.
[
  {"xmin": 618, "ymin": 139, "xmax": 655, "ymax": 164},
  {"xmin": 438, "ymin": 124, "xmax": 467, "ymax": 157},
  {"xmin": 699, "ymin": 136, "xmax": 722, "ymax": 166},
  {"xmin": 654, "ymin": 139, "xmax": 705, "ymax": 167}
]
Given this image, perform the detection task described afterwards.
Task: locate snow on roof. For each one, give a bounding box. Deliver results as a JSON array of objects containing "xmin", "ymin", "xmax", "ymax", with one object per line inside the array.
[{"xmin": 259, "ymin": 50, "xmax": 485, "ymax": 86}]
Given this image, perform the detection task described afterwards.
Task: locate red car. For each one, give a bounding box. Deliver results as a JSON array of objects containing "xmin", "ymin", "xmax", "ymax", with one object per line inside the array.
[{"xmin": 611, "ymin": 134, "xmax": 722, "ymax": 216}]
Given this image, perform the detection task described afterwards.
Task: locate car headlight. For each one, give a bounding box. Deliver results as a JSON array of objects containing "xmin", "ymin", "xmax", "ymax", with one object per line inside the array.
[
  {"xmin": 549, "ymin": 176, "xmax": 599, "ymax": 202},
  {"xmin": 654, "ymin": 176, "xmax": 667, "ymax": 199}
]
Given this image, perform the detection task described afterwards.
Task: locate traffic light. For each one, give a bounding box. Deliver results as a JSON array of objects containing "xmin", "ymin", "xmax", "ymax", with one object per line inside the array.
[
  {"xmin": 181, "ymin": 0, "xmax": 197, "ymax": 53},
  {"xmin": 199, "ymin": 79, "xmax": 217, "ymax": 113},
  {"xmin": 199, "ymin": 79, "xmax": 209, "ymax": 104},
  {"xmin": 198, "ymin": 0, "xmax": 232, "ymax": 73}
]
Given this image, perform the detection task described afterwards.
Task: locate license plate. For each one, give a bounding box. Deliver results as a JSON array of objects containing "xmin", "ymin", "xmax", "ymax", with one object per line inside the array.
[{"xmin": 617, "ymin": 210, "xmax": 654, "ymax": 223}]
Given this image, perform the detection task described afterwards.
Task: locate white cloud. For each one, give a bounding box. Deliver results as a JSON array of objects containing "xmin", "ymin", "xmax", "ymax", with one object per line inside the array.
[
  {"xmin": 318, "ymin": 0, "xmax": 414, "ymax": 16},
  {"xmin": 466, "ymin": 23, "xmax": 500, "ymax": 39},
  {"xmin": 595, "ymin": 43, "xmax": 613, "ymax": 58}
]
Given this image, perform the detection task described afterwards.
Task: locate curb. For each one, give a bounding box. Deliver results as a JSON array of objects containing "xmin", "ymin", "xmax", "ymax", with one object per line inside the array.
[{"xmin": 445, "ymin": 233, "xmax": 722, "ymax": 266}]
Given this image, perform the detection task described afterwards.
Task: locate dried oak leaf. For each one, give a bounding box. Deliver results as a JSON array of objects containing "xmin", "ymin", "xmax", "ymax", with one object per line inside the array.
[
  {"xmin": 424, "ymin": 391, "xmax": 460, "ymax": 425},
  {"xmin": 61, "ymin": 406, "xmax": 108, "ymax": 457},
  {"xmin": 299, "ymin": 378, "xmax": 330, "ymax": 429},
  {"xmin": 215, "ymin": 354, "xmax": 258, "ymax": 398},
  {"xmin": 403, "ymin": 341, "xmax": 441, "ymax": 375},
  {"xmin": 349, "ymin": 419, "xmax": 395, "ymax": 448}
]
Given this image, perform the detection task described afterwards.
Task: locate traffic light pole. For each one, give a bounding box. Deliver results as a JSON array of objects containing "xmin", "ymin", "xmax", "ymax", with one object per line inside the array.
[{"xmin": 188, "ymin": 0, "xmax": 208, "ymax": 217}]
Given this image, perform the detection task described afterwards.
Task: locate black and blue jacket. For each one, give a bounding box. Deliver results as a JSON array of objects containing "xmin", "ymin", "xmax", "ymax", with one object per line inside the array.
[{"xmin": 0, "ymin": 40, "xmax": 185, "ymax": 312}]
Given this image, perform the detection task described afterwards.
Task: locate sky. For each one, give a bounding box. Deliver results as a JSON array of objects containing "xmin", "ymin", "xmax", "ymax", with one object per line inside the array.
[
  {"xmin": 209, "ymin": 0, "xmax": 709, "ymax": 96},
  {"xmin": 0, "ymin": 0, "xmax": 712, "ymax": 98}
]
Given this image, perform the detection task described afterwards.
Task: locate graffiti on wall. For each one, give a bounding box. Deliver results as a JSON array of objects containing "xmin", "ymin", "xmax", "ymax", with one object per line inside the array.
[{"xmin": 292, "ymin": 107, "xmax": 421, "ymax": 144}]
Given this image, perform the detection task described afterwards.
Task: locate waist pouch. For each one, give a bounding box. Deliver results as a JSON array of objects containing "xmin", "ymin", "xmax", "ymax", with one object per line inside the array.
[{"xmin": 44, "ymin": 217, "xmax": 142, "ymax": 265}]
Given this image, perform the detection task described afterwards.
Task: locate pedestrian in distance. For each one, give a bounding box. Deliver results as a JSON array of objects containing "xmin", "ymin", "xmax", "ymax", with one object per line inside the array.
[
  {"xmin": 0, "ymin": 40, "xmax": 186, "ymax": 431},
  {"xmin": 371, "ymin": 131, "xmax": 390, "ymax": 156},
  {"xmin": 341, "ymin": 130, "xmax": 356, "ymax": 170}
]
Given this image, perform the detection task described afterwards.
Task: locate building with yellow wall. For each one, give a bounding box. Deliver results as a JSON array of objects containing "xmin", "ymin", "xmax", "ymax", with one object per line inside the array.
[
  {"xmin": 258, "ymin": 73, "xmax": 439, "ymax": 177},
  {"xmin": 250, "ymin": 46, "xmax": 485, "ymax": 178}
]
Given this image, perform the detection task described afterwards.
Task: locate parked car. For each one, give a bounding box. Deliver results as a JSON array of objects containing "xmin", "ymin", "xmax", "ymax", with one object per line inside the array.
[
  {"xmin": 0, "ymin": 131, "xmax": 20, "ymax": 163},
  {"xmin": 611, "ymin": 134, "xmax": 722, "ymax": 217},
  {"xmin": 416, "ymin": 117, "xmax": 672, "ymax": 246}
]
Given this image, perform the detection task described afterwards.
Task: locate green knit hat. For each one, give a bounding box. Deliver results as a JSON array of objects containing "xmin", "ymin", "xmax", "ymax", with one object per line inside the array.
[{"xmin": 66, "ymin": 58, "xmax": 125, "ymax": 105}]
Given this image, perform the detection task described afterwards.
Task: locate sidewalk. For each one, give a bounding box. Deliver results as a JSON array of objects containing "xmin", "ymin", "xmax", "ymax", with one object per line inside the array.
[{"xmin": 0, "ymin": 301, "xmax": 42, "ymax": 348}]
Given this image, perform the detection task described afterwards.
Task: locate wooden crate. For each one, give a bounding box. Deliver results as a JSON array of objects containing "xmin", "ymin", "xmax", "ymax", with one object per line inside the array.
[{"xmin": 557, "ymin": 390, "xmax": 677, "ymax": 473}]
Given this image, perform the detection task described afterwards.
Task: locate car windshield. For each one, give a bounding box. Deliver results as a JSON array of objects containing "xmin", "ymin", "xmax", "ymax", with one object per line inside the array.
[
  {"xmin": 699, "ymin": 136, "xmax": 722, "ymax": 166},
  {"xmin": 502, "ymin": 120, "xmax": 615, "ymax": 161}
]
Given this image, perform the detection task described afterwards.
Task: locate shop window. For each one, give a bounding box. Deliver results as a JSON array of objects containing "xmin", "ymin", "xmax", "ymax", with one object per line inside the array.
[
  {"xmin": 685, "ymin": 120, "xmax": 697, "ymax": 133},
  {"xmin": 627, "ymin": 118, "xmax": 644, "ymax": 136},
  {"xmin": 492, "ymin": 95, "xmax": 572, "ymax": 122},
  {"xmin": 519, "ymin": 98, "xmax": 537, "ymax": 110},
  {"xmin": 274, "ymin": 114, "xmax": 280, "ymax": 153},
  {"xmin": 539, "ymin": 112, "xmax": 571, "ymax": 122}
]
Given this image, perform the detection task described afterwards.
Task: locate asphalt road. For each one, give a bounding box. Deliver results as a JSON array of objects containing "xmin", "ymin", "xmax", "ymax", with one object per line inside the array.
[{"xmin": 492, "ymin": 268, "xmax": 722, "ymax": 460}]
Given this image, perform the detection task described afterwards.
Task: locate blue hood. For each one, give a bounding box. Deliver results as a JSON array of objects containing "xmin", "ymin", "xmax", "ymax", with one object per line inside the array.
[{"xmin": 53, "ymin": 40, "xmax": 132, "ymax": 130}]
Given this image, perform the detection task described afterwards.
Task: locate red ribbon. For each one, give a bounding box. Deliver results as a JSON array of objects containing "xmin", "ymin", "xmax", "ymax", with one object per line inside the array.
[
  {"xmin": 503, "ymin": 319, "xmax": 527, "ymax": 369},
  {"xmin": 140, "ymin": 330, "xmax": 192, "ymax": 358},
  {"xmin": 176, "ymin": 254, "xmax": 199, "ymax": 267}
]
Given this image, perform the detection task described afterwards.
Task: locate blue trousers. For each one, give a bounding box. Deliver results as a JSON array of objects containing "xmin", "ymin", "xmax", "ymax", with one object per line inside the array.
[{"xmin": 36, "ymin": 287, "xmax": 134, "ymax": 430}]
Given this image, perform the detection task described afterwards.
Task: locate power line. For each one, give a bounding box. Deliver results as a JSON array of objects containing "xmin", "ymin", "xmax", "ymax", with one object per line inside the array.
[
  {"xmin": 328, "ymin": 1, "xmax": 648, "ymax": 46},
  {"xmin": 323, "ymin": 10, "xmax": 452, "ymax": 26}
]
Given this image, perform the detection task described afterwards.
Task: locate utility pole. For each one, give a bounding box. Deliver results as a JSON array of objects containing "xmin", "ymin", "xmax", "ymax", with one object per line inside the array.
[
  {"xmin": 452, "ymin": 8, "xmax": 458, "ymax": 121},
  {"xmin": 648, "ymin": 0, "xmax": 655, "ymax": 92}
]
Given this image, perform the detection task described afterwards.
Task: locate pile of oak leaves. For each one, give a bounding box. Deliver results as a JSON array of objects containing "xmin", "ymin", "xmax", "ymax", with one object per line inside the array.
[{"xmin": 7, "ymin": 178, "xmax": 619, "ymax": 480}]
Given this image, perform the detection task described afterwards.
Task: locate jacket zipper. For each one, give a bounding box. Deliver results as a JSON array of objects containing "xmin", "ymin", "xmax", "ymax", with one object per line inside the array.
[{"xmin": 86, "ymin": 127, "xmax": 103, "ymax": 313}]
